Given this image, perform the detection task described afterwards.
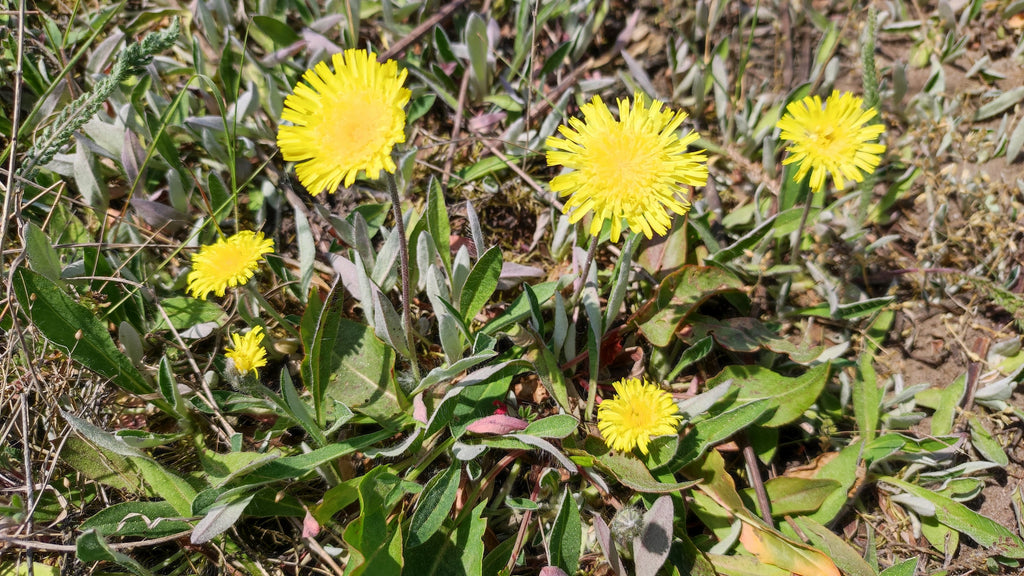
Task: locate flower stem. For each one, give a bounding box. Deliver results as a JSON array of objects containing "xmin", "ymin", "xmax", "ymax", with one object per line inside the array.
[
  {"xmin": 571, "ymin": 235, "xmax": 600, "ymax": 306},
  {"xmin": 385, "ymin": 172, "xmax": 421, "ymax": 383},
  {"xmin": 788, "ymin": 186, "xmax": 815, "ymax": 268}
]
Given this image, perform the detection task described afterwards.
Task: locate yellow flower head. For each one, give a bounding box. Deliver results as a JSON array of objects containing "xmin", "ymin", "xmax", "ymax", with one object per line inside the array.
[
  {"xmin": 277, "ymin": 49, "xmax": 411, "ymax": 195},
  {"xmin": 597, "ymin": 377, "xmax": 682, "ymax": 455},
  {"xmin": 225, "ymin": 326, "xmax": 268, "ymax": 376},
  {"xmin": 546, "ymin": 92, "xmax": 708, "ymax": 243},
  {"xmin": 186, "ymin": 231, "xmax": 275, "ymax": 300},
  {"xmin": 776, "ymin": 90, "xmax": 886, "ymax": 193}
]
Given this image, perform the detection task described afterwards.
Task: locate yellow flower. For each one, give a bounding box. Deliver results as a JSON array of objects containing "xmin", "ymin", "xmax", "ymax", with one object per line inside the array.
[
  {"xmin": 225, "ymin": 326, "xmax": 268, "ymax": 376},
  {"xmin": 277, "ymin": 49, "xmax": 411, "ymax": 195},
  {"xmin": 186, "ymin": 231, "xmax": 275, "ymax": 300},
  {"xmin": 546, "ymin": 92, "xmax": 708, "ymax": 243},
  {"xmin": 597, "ymin": 377, "xmax": 681, "ymax": 455},
  {"xmin": 776, "ymin": 90, "xmax": 886, "ymax": 193}
]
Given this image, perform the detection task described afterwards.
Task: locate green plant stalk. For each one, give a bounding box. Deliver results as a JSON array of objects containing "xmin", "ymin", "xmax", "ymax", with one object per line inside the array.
[
  {"xmin": 386, "ymin": 171, "xmax": 421, "ymax": 383},
  {"xmin": 18, "ymin": 18, "xmax": 180, "ymax": 178},
  {"xmin": 571, "ymin": 234, "xmax": 599, "ymax": 306},
  {"xmin": 861, "ymin": 7, "xmax": 880, "ymax": 112},
  {"xmin": 405, "ymin": 435, "xmax": 456, "ymax": 482}
]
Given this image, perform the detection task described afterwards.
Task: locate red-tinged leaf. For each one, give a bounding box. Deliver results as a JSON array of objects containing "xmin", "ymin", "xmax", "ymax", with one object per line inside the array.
[
  {"xmin": 302, "ymin": 509, "xmax": 320, "ymax": 538},
  {"xmin": 466, "ymin": 414, "xmax": 528, "ymax": 435},
  {"xmin": 739, "ymin": 522, "xmax": 840, "ymax": 576}
]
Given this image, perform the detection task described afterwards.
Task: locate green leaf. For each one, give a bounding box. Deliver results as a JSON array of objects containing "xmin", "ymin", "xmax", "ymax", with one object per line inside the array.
[
  {"xmin": 690, "ymin": 316, "xmax": 824, "ymax": 364},
  {"xmin": 190, "ymin": 491, "xmax": 256, "ymax": 544},
  {"xmin": 969, "ymin": 414, "xmax": 1009, "ymax": 466},
  {"xmin": 790, "ymin": 517, "xmax": 874, "ymax": 576},
  {"xmin": 653, "ymin": 398, "xmax": 775, "ymax": 474},
  {"xmin": 521, "ymin": 326, "xmax": 573, "ymax": 414},
  {"xmin": 483, "ymin": 280, "xmax": 560, "ymax": 335},
  {"xmin": 76, "ymin": 530, "xmax": 154, "ymax": 576},
  {"xmin": 881, "ymin": 476, "xmax": 1024, "ymax": 558},
  {"xmin": 80, "ymin": 501, "xmax": 190, "ymax": 538},
  {"xmin": 152, "ymin": 296, "xmax": 226, "ymax": 331},
  {"xmin": 587, "ymin": 437, "xmax": 700, "ymax": 493},
  {"xmin": 14, "ymin": 268, "xmax": 167, "ymax": 411},
  {"xmin": 252, "ymin": 15, "xmax": 300, "ymax": 46},
  {"xmin": 879, "ymin": 558, "xmax": 919, "ymax": 576},
  {"xmin": 549, "ymin": 489, "xmax": 582, "ymax": 574},
  {"xmin": 133, "ymin": 458, "xmax": 197, "ymax": 517},
  {"xmin": 408, "ymin": 462, "xmax": 462, "ymax": 548},
  {"xmin": 974, "ymin": 86, "xmax": 1024, "ymax": 121},
  {"xmin": 805, "ymin": 440, "xmax": 864, "ymax": 525},
  {"xmin": 249, "ymin": 429, "xmax": 395, "ymax": 481},
  {"xmin": 24, "ymin": 222, "xmax": 62, "ymax": 283},
  {"xmin": 344, "ymin": 467, "xmax": 407, "ymax": 575},
  {"xmin": 466, "ymin": 12, "xmax": 490, "ymax": 96},
  {"xmin": 319, "ymin": 315, "xmax": 403, "ymax": 424},
  {"xmin": 741, "ymin": 477, "xmax": 841, "ymax": 518},
  {"xmin": 427, "ymin": 177, "xmax": 452, "ymax": 273},
  {"xmin": 634, "ymin": 266, "xmax": 744, "ymax": 347},
  {"xmin": 522, "ymin": 415, "xmax": 578, "ymax": 439},
  {"xmin": 460, "ymin": 245, "xmax": 503, "ymax": 324},
  {"xmin": 706, "ymin": 364, "xmax": 830, "ymax": 428},
  {"xmin": 403, "ymin": 501, "xmax": 487, "ymax": 576}
]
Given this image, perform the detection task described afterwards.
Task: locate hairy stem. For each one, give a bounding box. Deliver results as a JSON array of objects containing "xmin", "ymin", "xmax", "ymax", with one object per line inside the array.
[{"xmin": 385, "ymin": 172, "xmax": 421, "ymax": 382}]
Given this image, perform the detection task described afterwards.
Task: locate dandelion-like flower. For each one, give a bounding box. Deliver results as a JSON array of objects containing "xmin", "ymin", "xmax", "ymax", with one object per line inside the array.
[
  {"xmin": 776, "ymin": 90, "xmax": 886, "ymax": 193},
  {"xmin": 597, "ymin": 377, "xmax": 682, "ymax": 455},
  {"xmin": 186, "ymin": 231, "xmax": 275, "ymax": 300},
  {"xmin": 277, "ymin": 49, "xmax": 411, "ymax": 195},
  {"xmin": 225, "ymin": 326, "xmax": 267, "ymax": 376},
  {"xmin": 546, "ymin": 92, "xmax": 708, "ymax": 243}
]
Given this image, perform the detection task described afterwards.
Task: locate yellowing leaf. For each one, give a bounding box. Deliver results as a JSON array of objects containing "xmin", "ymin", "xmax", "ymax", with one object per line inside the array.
[{"xmin": 739, "ymin": 522, "xmax": 840, "ymax": 576}]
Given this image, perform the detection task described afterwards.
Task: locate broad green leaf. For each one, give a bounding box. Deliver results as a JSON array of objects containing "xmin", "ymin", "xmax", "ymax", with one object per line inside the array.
[
  {"xmin": 854, "ymin": 349, "xmax": 882, "ymax": 442},
  {"xmin": 402, "ymin": 501, "xmax": 487, "ymax": 576},
  {"xmin": 427, "ymin": 177, "xmax": 452, "ymax": 273},
  {"xmin": 706, "ymin": 364, "xmax": 829, "ymax": 428},
  {"xmin": 483, "ymin": 280, "xmax": 560, "ymax": 334},
  {"xmin": 805, "ymin": 441, "xmax": 864, "ymax": 525},
  {"xmin": 916, "ymin": 372, "xmax": 966, "ymax": 436},
  {"xmin": 60, "ymin": 436, "xmax": 145, "ymax": 493},
  {"xmin": 460, "ymin": 245, "xmax": 503, "ymax": 323},
  {"xmin": 14, "ymin": 268, "xmax": 168, "ymax": 411},
  {"xmin": 344, "ymin": 467, "xmax": 407, "ymax": 575},
  {"xmin": 249, "ymin": 429, "xmax": 395, "ymax": 481},
  {"xmin": 523, "ymin": 415, "xmax": 578, "ymax": 439},
  {"xmin": 520, "ymin": 325, "xmax": 572, "ymax": 414},
  {"xmin": 690, "ymin": 316, "xmax": 824, "ymax": 364},
  {"xmin": 969, "ymin": 414, "xmax": 1008, "ymax": 466},
  {"xmin": 133, "ymin": 458, "xmax": 197, "ymax": 517},
  {"xmin": 152, "ymin": 296, "xmax": 226, "ymax": 331},
  {"xmin": 587, "ymin": 437, "xmax": 700, "ymax": 493},
  {"xmin": 320, "ymin": 318, "xmax": 402, "ymax": 425},
  {"xmin": 549, "ymin": 489, "xmax": 582, "ymax": 574},
  {"xmin": 881, "ymin": 476, "xmax": 1024, "ymax": 558},
  {"xmin": 24, "ymin": 222, "xmax": 62, "ymax": 283},
  {"xmin": 653, "ymin": 398, "xmax": 774, "ymax": 473},
  {"xmin": 740, "ymin": 477, "xmax": 841, "ymax": 518},
  {"xmin": 252, "ymin": 14, "xmax": 300, "ymax": 46},
  {"xmin": 80, "ymin": 501, "xmax": 190, "ymax": 538},
  {"xmin": 634, "ymin": 266, "xmax": 743, "ymax": 347},
  {"xmin": 466, "ymin": 12, "xmax": 490, "ymax": 95},
  {"xmin": 667, "ymin": 336, "xmax": 715, "ymax": 381},
  {"xmin": 408, "ymin": 462, "xmax": 462, "ymax": 548}
]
